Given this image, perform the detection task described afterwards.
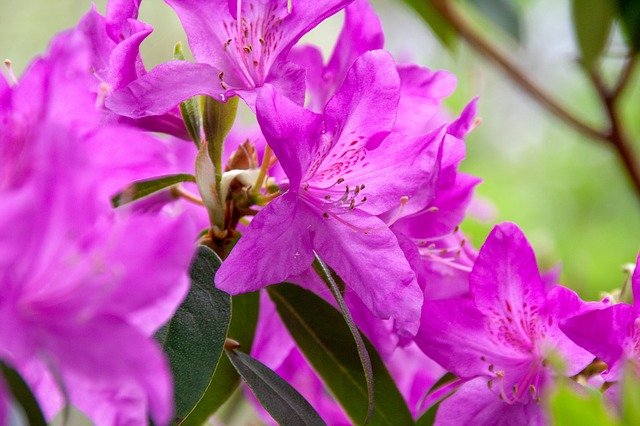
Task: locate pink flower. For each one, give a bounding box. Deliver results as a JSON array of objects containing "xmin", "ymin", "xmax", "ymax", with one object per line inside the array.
[{"xmin": 0, "ymin": 29, "xmax": 194, "ymax": 425}]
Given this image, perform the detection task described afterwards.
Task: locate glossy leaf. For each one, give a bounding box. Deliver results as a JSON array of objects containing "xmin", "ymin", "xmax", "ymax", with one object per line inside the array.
[
  {"xmin": 468, "ymin": 0, "xmax": 522, "ymax": 41},
  {"xmin": 156, "ymin": 246, "xmax": 231, "ymax": 421},
  {"xmin": 268, "ymin": 284, "xmax": 413, "ymax": 426},
  {"xmin": 0, "ymin": 361, "xmax": 46, "ymax": 426},
  {"xmin": 401, "ymin": 0, "xmax": 458, "ymax": 52},
  {"xmin": 618, "ymin": 0, "xmax": 640, "ymax": 51},
  {"xmin": 226, "ymin": 348, "xmax": 325, "ymax": 426},
  {"xmin": 572, "ymin": 0, "xmax": 615, "ymax": 68},
  {"xmin": 180, "ymin": 291, "xmax": 260, "ymax": 425},
  {"xmin": 111, "ymin": 173, "xmax": 196, "ymax": 207},
  {"xmin": 174, "ymin": 42, "xmax": 203, "ymax": 146},
  {"xmin": 313, "ymin": 255, "xmax": 374, "ymax": 424}
]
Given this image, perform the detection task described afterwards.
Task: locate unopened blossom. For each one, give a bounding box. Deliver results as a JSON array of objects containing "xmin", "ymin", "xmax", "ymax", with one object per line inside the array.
[
  {"xmin": 560, "ymin": 254, "xmax": 640, "ymax": 399},
  {"xmin": 415, "ymin": 223, "xmax": 593, "ymax": 425},
  {"xmin": 0, "ymin": 29, "xmax": 194, "ymax": 425},
  {"xmin": 106, "ymin": 0, "xmax": 353, "ymax": 118},
  {"xmin": 77, "ymin": 2, "xmax": 189, "ymax": 138},
  {"xmin": 216, "ymin": 50, "xmax": 445, "ymax": 337}
]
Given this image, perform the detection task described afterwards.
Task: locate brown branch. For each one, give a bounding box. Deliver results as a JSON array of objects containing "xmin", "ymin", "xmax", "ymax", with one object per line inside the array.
[
  {"xmin": 430, "ymin": 0, "xmax": 607, "ymax": 142},
  {"xmin": 430, "ymin": 0, "xmax": 640, "ymax": 201}
]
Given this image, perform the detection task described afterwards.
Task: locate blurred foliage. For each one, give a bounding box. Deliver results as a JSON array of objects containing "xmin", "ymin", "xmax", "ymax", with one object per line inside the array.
[{"xmin": 1, "ymin": 0, "xmax": 638, "ymax": 300}]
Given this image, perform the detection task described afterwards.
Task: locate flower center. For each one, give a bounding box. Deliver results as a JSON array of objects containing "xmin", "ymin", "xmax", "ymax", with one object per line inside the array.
[{"xmin": 220, "ymin": 1, "xmax": 288, "ymax": 88}]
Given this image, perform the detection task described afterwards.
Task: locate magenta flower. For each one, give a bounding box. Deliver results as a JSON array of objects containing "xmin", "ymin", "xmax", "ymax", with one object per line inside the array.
[
  {"xmin": 215, "ymin": 50, "xmax": 445, "ymax": 337},
  {"xmin": 415, "ymin": 223, "xmax": 593, "ymax": 425},
  {"xmin": 106, "ymin": 0, "xmax": 352, "ymax": 117},
  {"xmin": 0, "ymin": 30, "xmax": 194, "ymax": 425},
  {"xmin": 290, "ymin": 0, "xmax": 457, "ymax": 136},
  {"xmin": 560, "ymin": 254, "xmax": 640, "ymax": 386},
  {"xmin": 76, "ymin": 3, "xmax": 189, "ymax": 139}
]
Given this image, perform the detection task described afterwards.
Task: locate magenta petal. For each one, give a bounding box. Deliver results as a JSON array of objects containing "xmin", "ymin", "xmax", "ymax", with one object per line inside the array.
[
  {"xmin": 164, "ymin": 0, "xmax": 230, "ymax": 66},
  {"xmin": 395, "ymin": 65, "xmax": 456, "ymax": 135},
  {"xmin": 415, "ymin": 298, "xmax": 513, "ymax": 377},
  {"xmin": 288, "ymin": 45, "xmax": 326, "ymax": 111},
  {"xmin": 436, "ymin": 377, "xmax": 545, "ymax": 426},
  {"xmin": 265, "ymin": 60, "xmax": 306, "ymax": 107},
  {"xmin": 632, "ymin": 253, "xmax": 640, "ymax": 304},
  {"xmin": 447, "ymin": 97, "xmax": 479, "ymax": 139},
  {"xmin": 256, "ymin": 85, "xmax": 324, "ymax": 190},
  {"xmin": 314, "ymin": 209, "xmax": 422, "ymax": 337},
  {"xmin": 560, "ymin": 304, "xmax": 635, "ymax": 373},
  {"xmin": 106, "ymin": 0, "xmax": 142, "ymax": 40},
  {"xmin": 251, "ymin": 291, "xmax": 297, "ymax": 369},
  {"xmin": 106, "ymin": 61, "xmax": 225, "ymax": 118},
  {"xmin": 340, "ymin": 128, "xmax": 443, "ymax": 216},
  {"xmin": 215, "ymin": 194, "xmax": 317, "ymax": 294},
  {"xmin": 470, "ymin": 222, "xmax": 546, "ymax": 320},
  {"xmin": 324, "ymin": 50, "xmax": 400, "ymax": 150},
  {"xmin": 44, "ymin": 317, "xmax": 173, "ymax": 425},
  {"xmin": 324, "ymin": 0, "xmax": 384, "ymax": 91}
]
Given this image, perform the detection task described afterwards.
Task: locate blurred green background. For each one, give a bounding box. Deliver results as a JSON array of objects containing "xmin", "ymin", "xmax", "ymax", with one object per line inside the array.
[{"xmin": 1, "ymin": 0, "xmax": 638, "ymax": 301}]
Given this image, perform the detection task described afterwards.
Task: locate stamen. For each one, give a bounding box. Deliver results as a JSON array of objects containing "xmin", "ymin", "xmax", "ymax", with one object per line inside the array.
[
  {"xmin": 3, "ymin": 59, "xmax": 17, "ymax": 84},
  {"xmin": 95, "ymin": 82, "xmax": 111, "ymax": 109}
]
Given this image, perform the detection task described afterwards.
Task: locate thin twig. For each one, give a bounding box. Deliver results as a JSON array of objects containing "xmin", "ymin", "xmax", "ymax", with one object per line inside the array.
[
  {"xmin": 431, "ymin": 0, "xmax": 640, "ymax": 201},
  {"xmin": 430, "ymin": 0, "xmax": 607, "ymax": 142},
  {"xmin": 587, "ymin": 66, "xmax": 640, "ymax": 198}
]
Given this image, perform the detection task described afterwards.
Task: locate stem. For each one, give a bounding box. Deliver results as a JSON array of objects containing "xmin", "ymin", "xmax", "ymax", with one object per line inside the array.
[
  {"xmin": 588, "ymin": 67, "xmax": 640, "ymax": 199},
  {"xmin": 430, "ymin": 0, "xmax": 606, "ymax": 142},
  {"xmin": 431, "ymin": 0, "xmax": 640, "ymax": 201},
  {"xmin": 251, "ymin": 145, "xmax": 273, "ymax": 197},
  {"xmin": 313, "ymin": 254, "xmax": 374, "ymax": 425}
]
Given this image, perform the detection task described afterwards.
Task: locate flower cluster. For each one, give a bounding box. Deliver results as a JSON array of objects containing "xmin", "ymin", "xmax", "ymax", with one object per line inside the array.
[{"xmin": 1, "ymin": 0, "xmax": 638, "ymax": 425}]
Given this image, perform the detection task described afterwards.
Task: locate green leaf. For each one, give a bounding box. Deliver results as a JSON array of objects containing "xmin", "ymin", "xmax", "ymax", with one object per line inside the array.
[
  {"xmin": 268, "ymin": 284, "xmax": 413, "ymax": 426},
  {"xmin": 467, "ymin": 0, "xmax": 522, "ymax": 41},
  {"xmin": 621, "ymin": 362, "xmax": 640, "ymax": 423},
  {"xmin": 0, "ymin": 360, "xmax": 47, "ymax": 426},
  {"xmin": 180, "ymin": 291, "xmax": 260, "ymax": 425},
  {"xmin": 401, "ymin": 0, "xmax": 459, "ymax": 52},
  {"xmin": 414, "ymin": 373, "xmax": 457, "ymax": 426},
  {"xmin": 111, "ymin": 173, "xmax": 196, "ymax": 207},
  {"xmin": 226, "ymin": 349, "xmax": 325, "ymax": 425},
  {"xmin": 174, "ymin": 42, "xmax": 203, "ymax": 146},
  {"xmin": 549, "ymin": 379, "xmax": 616, "ymax": 426},
  {"xmin": 156, "ymin": 246, "xmax": 231, "ymax": 421},
  {"xmin": 312, "ymin": 255, "xmax": 373, "ymax": 424},
  {"xmin": 572, "ymin": 0, "xmax": 615, "ymax": 68},
  {"xmin": 617, "ymin": 0, "xmax": 640, "ymax": 51}
]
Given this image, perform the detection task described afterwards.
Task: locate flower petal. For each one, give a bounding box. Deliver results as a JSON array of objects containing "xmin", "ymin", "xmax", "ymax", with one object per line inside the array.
[
  {"xmin": 106, "ymin": 61, "xmax": 225, "ymax": 118},
  {"xmin": 215, "ymin": 193, "xmax": 317, "ymax": 293},
  {"xmin": 470, "ymin": 222, "xmax": 546, "ymax": 322},
  {"xmin": 436, "ymin": 377, "xmax": 545, "ymax": 426},
  {"xmin": 314, "ymin": 208, "xmax": 422, "ymax": 337},
  {"xmin": 256, "ymin": 85, "xmax": 324, "ymax": 190}
]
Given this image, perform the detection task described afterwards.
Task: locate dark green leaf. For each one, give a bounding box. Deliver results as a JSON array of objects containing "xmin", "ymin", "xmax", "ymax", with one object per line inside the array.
[
  {"xmin": 313, "ymin": 255, "xmax": 373, "ymax": 424},
  {"xmin": 157, "ymin": 246, "xmax": 231, "ymax": 420},
  {"xmin": 0, "ymin": 360, "xmax": 46, "ymax": 426},
  {"xmin": 111, "ymin": 173, "xmax": 196, "ymax": 207},
  {"xmin": 400, "ymin": 0, "xmax": 459, "ymax": 52},
  {"xmin": 618, "ymin": 0, "xmax": 640, "ymax": 51},
  {"xmin": 268, "ymin": 284, "xmax": 413, "ymax": 426},
  {"xmin": 572, "ymin": 0, "xmax": 615, "ymax": 68},
  {"xmin": 174, "ymin": 42, "xmax": 203, "ymax": 146},
  {"xmin": 467, "ymin": 0, "xmax": 522, "ymax": 41},
  {"xmin": 226, "ymin": 349, "xmax": 325, "ymax": 425},
  {"xmin": 180, "ymin": 291, "xmax": 260, "ymax": 425},
  {"xmin": 414, "ymin": 373, "xmax": 457, "ymax": 426}
]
